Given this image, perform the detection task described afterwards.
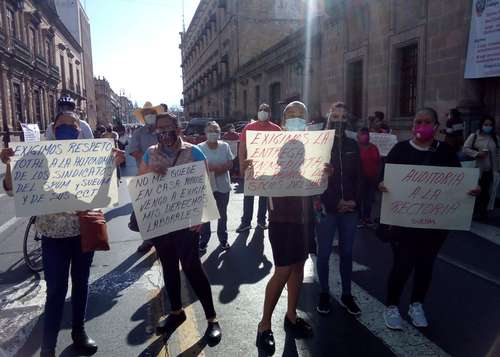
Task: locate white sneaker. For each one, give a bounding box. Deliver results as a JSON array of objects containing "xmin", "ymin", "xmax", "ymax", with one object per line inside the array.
[
  {"xmin": 408, "ymin": 302, "xmax": 428, "ymax": 328},
  {"xmin": 383, "ymin": 306, "xmax": 403, "ymax": 330}
]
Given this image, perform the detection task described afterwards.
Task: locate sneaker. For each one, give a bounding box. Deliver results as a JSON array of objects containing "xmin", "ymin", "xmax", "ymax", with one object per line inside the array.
[
  {"xmin": 340, "ymin": 294, "xmax": 361, "ymax": 316},
  {"xmin": 220, "ymin": 242, "xmax": 230, "ymax": 250},
  {"xmin": 383, "ymin": 306, "xmax": 403, "ymax": 330},
  {"xmin": 408, "ymin": 302, "xmax": 428, "ymax": 328},
  {"xmin": 257, "ymin": 222, "xmax": 268, "ymax": 230},
  {"xmin": 316, "ymin": 292, "xmax": 331, "ymax": 315},
  {"xmin": 236, "ymin": 223, "xmax": 251, "ymax": 233}
]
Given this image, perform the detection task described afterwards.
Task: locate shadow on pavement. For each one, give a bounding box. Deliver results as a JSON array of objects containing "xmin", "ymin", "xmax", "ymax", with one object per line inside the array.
[
  {"xmin": 136, "ymin": 336, "xmax": 167, "ymax": 357},
  {"xmin": 203, "ymin": 228, "xmax": 272, "ymax": 304},
  {"xmin": 0, "ymin": 256, "xmax": 39, "ymax": 285},
  {"xmin": 178, "ymin": 337, "xmax": 207, "ymax": 356},
  {"xmin": 104, "ymin": 202, "xmax": 133, "ymax": 222}
]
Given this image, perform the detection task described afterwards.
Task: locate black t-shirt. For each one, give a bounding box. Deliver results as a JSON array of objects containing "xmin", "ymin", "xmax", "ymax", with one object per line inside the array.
[{"xmin": 386, "ymin": 140, "xmax": 460, "ymax": 168}]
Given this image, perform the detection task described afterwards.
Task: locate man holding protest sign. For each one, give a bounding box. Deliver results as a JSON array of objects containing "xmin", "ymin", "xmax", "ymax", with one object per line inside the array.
[
  {"xmin": 134, "ymin": 111, "xmax": 222, "ymax": 345},
  {"xmin": 237, "ymin": 103, "xmax": 281, "ymax": 233},
  {"xmin": 315, "ymin": 102, "xmax": 362, "ymax": 317},
  {"xmin": 1, "ymin": 111, "xmax": 124, "ymax": 357},
  {"xmin": 379, "ymin": 107, "xmax": 480, "ymax": 331}
]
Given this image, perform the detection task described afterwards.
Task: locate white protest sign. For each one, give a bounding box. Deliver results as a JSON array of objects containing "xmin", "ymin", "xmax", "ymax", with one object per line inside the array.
[
  {"xmin": 128, "ymin": 160, "xmax": 220, "ymax": 240},
  {"xmin": 244, "ymin": 130, "xmax": 335, "ymax": 197},
  {"xmin": 20, "ymin": 123, "xmax": 40, "ymax": 142},
  {"xmin": 381, "ymin": 164, "xmax": 479, "ymax": 231},
  {"xmin": 10, "ymin": 139, "xmax": 118, "ymax": 217},
  {"xmin": 465, "ymin": 1, "xmax": 500, "ymax": 78},
  {"xmin": 369, "ymin": 132, "xmax": 398, "ymax": 156}
]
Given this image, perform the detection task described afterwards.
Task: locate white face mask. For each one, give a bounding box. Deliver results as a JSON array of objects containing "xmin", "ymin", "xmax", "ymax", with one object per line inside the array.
[
  {"xmin": 206, "ymin": 132, "xmax": 220, "ymax": 143},
  {"xmin": 144, "ymin": 114, "xmax": 156, "ymax": 126},
  {"xmin": 285, "ymin": 118, "xmax": 307, "ymax": 131},
  {"xmin": 257, "ymin": 111, "xmax": 269, "ymax": 121}
]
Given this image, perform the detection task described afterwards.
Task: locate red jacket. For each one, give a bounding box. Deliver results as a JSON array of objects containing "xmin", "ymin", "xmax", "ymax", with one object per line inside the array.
[{"xmin": 359, "ymin": 143, "xmax": 381, "ymax": 179}]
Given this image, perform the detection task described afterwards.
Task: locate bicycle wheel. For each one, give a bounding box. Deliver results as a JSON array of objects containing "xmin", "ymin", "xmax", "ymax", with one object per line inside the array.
[{"xmin": 23, "ymin": 216, "xmax": 43, "ymax": 273}]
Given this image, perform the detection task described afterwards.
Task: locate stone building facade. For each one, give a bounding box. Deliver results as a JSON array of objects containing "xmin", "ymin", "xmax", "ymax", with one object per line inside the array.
[
  {"xmin": 180, "ymin": 0, "xmax": 305, "ymax": 121},
  {"xmin": 216, "ymin": 0, "xmax": 500, "ymax": 135},
  {"xmin": 94, "ymin": 76, "xmax": 120, "ymax": 126},
  {"xmin": 0, "ymin": 0, "xmax": 89, "ymax": 138}
]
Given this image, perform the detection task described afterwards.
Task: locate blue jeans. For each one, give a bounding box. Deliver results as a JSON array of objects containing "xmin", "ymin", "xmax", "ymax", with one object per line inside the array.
[
  {"xmin": 316, "ymin": 212, "xmax": 358, "ymax": 295},
  {"xmin": 41, "ymin": 236, "xmax": 94, "ymax": 352},
  {"xmin": 241, "ymin": 195, "xmax": 267, "ymax": 226},
  {"xmin": 201, "ymin": 191, "xmax": 230, "ymax": 247}
]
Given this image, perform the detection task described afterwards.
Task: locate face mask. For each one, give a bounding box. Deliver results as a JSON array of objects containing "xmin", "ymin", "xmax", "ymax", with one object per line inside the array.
[
  {"xmin": 285, "ymin": 118, "xmax": 307, "ymax": 131},
  {"xmin": 144, "ymin": 114, "xmax": 157, "ymax": 126},
  {"xmin": 257, "ymin": 111, "xmax": 269, "ymax": 121},
  {"xmin": 206, "ymin": 132, "xmax": 220, "ymax": 142},
  {"xmin": 157, "ymin": 130, "xmax": 178, "ymax": 147},
  {"xmin": 358, "ymin": 134, "xmax": 369, "ymax": 145},
  {"xmin": 413, "ymin": 124, "xmax": 436, "ymax": 141},
  {"xmin": 55, "ymin": 124, "xmax": 79, "ymax": 140},
  {"xmin": 482, "ymin": 126, "xmax": 493, "ymax": 134}
]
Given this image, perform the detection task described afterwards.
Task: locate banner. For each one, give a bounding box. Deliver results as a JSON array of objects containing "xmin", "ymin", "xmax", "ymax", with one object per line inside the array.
[
  {"xmin": 128, "ymin": 161, "xmax": 220, "ymax": 240},
  {"xmin": 380, "ymin": 164, "xmax": 479, "ymax": 230},
  {"xmin": 10, "ymin": 139, "xmax": 118, "ymax": 217},
  {"xmin": 345, "ymin": 130, "xmax": 397, "ymax": 156},
  {"xmin": 20, "ymin": 123, "xmax": 40, "ymax": 142},
  {"xmin": 244, "ymin": 130, "xmax": 335, "ymax": 197},
  {"xmin": 465, "ymin": 0, "xmax": 500, "ymax": 78}
]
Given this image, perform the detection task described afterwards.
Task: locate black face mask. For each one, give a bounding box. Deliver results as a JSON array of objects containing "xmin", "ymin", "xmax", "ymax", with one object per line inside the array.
[{"xmin": 157, "ymin": 130, "xmax": 178, "ymax": 147}]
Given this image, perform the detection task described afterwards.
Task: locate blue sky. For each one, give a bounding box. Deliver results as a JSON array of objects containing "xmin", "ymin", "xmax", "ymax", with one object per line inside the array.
[{"xmin": 85, "ymin": 0, "xmax": 199, "ymax": 109}]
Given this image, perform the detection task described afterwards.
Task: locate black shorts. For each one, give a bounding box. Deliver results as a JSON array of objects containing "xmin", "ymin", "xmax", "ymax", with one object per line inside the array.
[{"xmin": 268, "ymin": 222, "xmax": 311, "ymax": 267}]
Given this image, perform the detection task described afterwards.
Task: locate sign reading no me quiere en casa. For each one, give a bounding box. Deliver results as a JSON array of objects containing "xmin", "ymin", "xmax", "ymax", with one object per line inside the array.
[{"xmin": 381, "ymin": 164, "xmax": 479, "ymax": 231}]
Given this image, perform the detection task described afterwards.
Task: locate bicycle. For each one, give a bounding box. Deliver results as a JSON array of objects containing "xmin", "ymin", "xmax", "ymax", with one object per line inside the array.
[{"xmin": 23, "ymin": 216, "xmax": 43, "ymax": 272}]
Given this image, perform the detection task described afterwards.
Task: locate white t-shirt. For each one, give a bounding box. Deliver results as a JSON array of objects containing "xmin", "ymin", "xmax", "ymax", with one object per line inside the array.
[{"xmin": 198, "ymin": 141, "xmax": 234, "ymax": 193}]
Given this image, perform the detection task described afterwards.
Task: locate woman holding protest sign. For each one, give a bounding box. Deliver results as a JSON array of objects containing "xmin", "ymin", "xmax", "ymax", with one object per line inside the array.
[
  {"xmin": 137, "ymin": 112, "xmax": 222, "ymax": 345},
  {"xmin": 463, "ymin": 115, "xmax": 500, "ymax": 221},
  {"xmin": 198, "ymin": 121, "xmax": 234, "ymax": 252},
  {"xmin": 1, "ymin": 111, "xmax": 125, "ymax": 357},
  {"xmin": 255, "ymin": 101, "xmax": 322, "ymax": 355},
  {"xmin": 379, "ymin": 107, "xmax": 480, "ymax": 330}
]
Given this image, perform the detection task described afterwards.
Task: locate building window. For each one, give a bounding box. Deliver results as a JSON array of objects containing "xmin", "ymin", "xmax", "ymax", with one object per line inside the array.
[
  {"xmin": 33, "ymin": 90, "xmax": 42, "ymax": 126},
  {"xmin": 76, "ymin": 68, "xmax": 81, "ymax": 94},
  {"xmin": 399, "ymin": 44, "xmax": 418, "ymax": 117},
  {"xmin": 60, "ymin": 54, "xmax": 66, "ymax": 89},
  {"xmin": 346, "ymin": 60, "xmax": 363, "ymax": 120},
  {"xmin": 6, "ymin": 8, "xmax": 16, "ymax": 39},
  {"xmin": 255, "ymin": 85, "xmax": 260, "ymax": 109},
  {"xmin": 29, "ymin": 27, "xmax": 36, "ymax": 55},
  {"xmin": 45, "ymin": 39, "xmax": 53, "ymax": 65},
  {"xmin": 69, "ymin": 62, "xmax": 75, "ymax": 91},
  {"xmin": 12, "ymin": 83, "xmax": 22, "ymax": 124}
]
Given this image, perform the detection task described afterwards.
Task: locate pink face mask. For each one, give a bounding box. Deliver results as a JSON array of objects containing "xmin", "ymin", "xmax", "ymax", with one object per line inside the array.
[
  {"xmin": 358, "ymin": 134, "xmax": 369, "ymax": 144},
  {"xmin": 413, "ymin": 124, "xmax": 435, "ymax": 141}
]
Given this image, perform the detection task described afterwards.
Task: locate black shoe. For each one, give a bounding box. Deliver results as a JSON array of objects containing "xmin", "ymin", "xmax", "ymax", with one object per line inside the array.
[
  {"xmin": 283, "ymin": 315, "xmax": 313, "ymax": 338},
  {"xmin": 316, "ymin": 292, "xmax": 331, "ymax": 315},
  {"xmin": 256, "ymin": 329, "xmax": 275, "ymax": 355},
  {"xmin": 340, "ymin": 294, "xmax": 361, "ymax": 316},
  {"xmin": 40, "ymin": 351, "xmax": 56, "ymax": 357},
  {"xmin": 205, "ymin": 321, "xmax": 222, "ymax": 346},
  {"xmin": 137, "ymin": 241, "xmax": 153, "ymax": 253},
  {"xmin": 71, "ymin": 329, "xmax": 98, "ymax": 355},
  {"xmin": 156, "ymin": 311, "xmax": 187, "ymax": 337}
]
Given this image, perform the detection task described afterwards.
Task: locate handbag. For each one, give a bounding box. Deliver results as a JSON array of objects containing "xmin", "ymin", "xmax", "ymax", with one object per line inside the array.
[{"xmin": 79, "ymin": 210, "xmax": 110, "ymax": 252}]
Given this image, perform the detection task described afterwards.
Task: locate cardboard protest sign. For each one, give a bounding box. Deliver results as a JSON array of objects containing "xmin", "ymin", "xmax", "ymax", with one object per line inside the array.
[
  {"xmin": 10, "ymin": 139, "xmax": 118, "ymax": 217},
  {"xmin": 128, "ymin": 160, "xmax": 220, "ymax": 240},
  {"xmin": 20, "ymin": 123, "xmax": 40, "ymax": 142},
  {"xmin": 244, "ymin": 130, "xmax": 335, "ymax": 197},
  {"xmin": 381, "ymin": 164, "xmax": 479, "ymax": 230}
]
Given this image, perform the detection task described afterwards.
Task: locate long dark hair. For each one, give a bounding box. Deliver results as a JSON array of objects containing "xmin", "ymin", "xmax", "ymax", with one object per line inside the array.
[{"xmin": 480, "ymin": 115, "xmax": 498, "ymax": 147}]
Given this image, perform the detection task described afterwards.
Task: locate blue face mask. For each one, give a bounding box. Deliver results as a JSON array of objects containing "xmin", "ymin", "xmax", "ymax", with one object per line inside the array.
[
  {"xmin": 55, "ymin": 124, "xmax": 79, "ymax": 140},
  {"xmin": 482, "ymin": 126, "xmax": 493, "ymax": 134},
  {"xmin": 285, "ymin": 118, "xmax": 307, "ymax": 131}
]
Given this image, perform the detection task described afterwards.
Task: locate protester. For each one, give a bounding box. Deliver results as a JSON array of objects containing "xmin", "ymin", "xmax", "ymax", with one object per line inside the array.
[
  {"xmin": 315, "ymin": 102, "xmax": 362, "ymax": 316},
  {"xmin": 101, "ymin": 124, "xmax": 119, "ymax": 142},
  {"xmin": 128, "ymin": 102, "xmax": 166, "ymax": 253},
  {"xmin": 237, "ymin": 103, "xmax": 281, "ymax": 233},
  {"xmin": 256, "ymin": 101, "xmax": 316, "ymax": 355},
  {"xmin": 1, "ymin": 111, "xmax": 124, "ymax": 357},
  {"xmin": 138, "ymin": 112, "xmax": 221, "ymax": 344},
  {"xmin": 369, "ymin": 111, "xmax": 390, "ymax": 133},
  {"xmin": 222, "ymin": 124, "xmax": 240, "ymax": 141},
  {"xmin": 45, "ymin": 95, "xmax": 94, "ymax": 140},
  {"xmin": 357, "ymin": 127, "xmax": 381, "ymax": 226},
  {"xmin": 463, "ymin": 115, "xmax": 500, "ymax": 220},
  {"xmin": 198, "ymin": 121, "xmax": 234, "ymax": 252},
  {"xmin": 444, "ymin": 108, "xmax": 464, "ymax": 154},
  {"xmin": 379, "ymin": 107, "xmax": 480, "ymax": 330}
]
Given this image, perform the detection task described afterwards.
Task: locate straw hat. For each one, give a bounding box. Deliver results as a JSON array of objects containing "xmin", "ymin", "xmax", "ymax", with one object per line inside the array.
[{"xmin": 133, "ymin": 102, "xmax": 168, "ymax": 123}]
